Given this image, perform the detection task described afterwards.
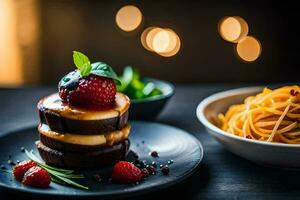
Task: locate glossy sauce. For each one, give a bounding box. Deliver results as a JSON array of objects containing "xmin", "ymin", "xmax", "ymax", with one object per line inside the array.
[
  {"xmin": 38, "ymin": 92, "xmax": 130, "ymax": 120},
  {"xmin": 38, "ymin": 123, "xmax": 131, "ymax": 146}
]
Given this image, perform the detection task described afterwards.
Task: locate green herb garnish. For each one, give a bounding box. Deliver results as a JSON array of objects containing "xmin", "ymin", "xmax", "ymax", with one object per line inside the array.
[
  {"xmin": 91, "ymin": 62, "xmax": 121, "ymax": 85},
  {"xmin": 25, "ymin": 149, "xmax": 88, "ymax": 190},
  {"xmin": 73, "ymin": 51, "xmax": 91, "ymax": 77},
  {"xmin": 117, "ymin": 66, "xmax": 163, "ymax": 99},
  {"xmin": 72, "ymin": 51, "xmax": 121, "ymax": 85}
]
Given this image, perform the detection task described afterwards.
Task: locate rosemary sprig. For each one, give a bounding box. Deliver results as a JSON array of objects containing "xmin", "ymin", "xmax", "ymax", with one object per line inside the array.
[
  {"xmin": 25, "ymin": 149, "xmax": 88, "ymax": 190},
  {"xmin": 25, "ymin": 150, "xmax": 74, "ymax": 173},
  {"xmin": 51, "ymin": 176, "xmax": 66, "ymax": 185}
]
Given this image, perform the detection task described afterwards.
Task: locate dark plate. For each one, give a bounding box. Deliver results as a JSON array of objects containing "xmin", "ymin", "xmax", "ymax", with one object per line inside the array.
[{"xmin": 0, "ymin": 121, "xmax": 203, "ymax": 197}]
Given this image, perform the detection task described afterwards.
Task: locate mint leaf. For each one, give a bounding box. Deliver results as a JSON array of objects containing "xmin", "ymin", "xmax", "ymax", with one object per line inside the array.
[
  {"xmin": 73, "ymin": 51, "xmax": 90, "ymax": 69},
  {"xmin": 91, "ymin": 62, "xmax": 121, "ymax": 85},
  {"xmin": 73, "ymin": 51, "xmax": 91, "ymax": 77},
  {"xmin": 80, "ymin": 63, "xmax": 92, "ymax": 77},
  {"xmin": 72, "ymin": 51, "xmax": 120, "ymax": 83}
]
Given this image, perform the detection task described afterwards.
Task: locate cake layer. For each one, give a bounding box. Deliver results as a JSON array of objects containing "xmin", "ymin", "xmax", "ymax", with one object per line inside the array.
[
  {"xmin": 38, "ymin": 92, "xmax": 130, "ymax": 134},
  {"xmin": 38, "ymin": 123, "xmax": 131, "ymax": 152},
  {"xmin": 36, "ymin": 140, "xmax": 130, "ymax": 169}
]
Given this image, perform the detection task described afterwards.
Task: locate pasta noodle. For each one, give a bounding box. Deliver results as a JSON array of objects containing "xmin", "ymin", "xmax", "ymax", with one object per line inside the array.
[{"xmin": 218, "ymin": 86, "xmax": 300, "ymax": 144}]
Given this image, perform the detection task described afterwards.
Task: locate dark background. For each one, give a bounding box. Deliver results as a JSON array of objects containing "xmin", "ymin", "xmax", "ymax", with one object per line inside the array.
[
  {"xmin": 1, "ymin": 0, "xmax": 299, "ymax": 86},
  {"xmin": 36, "ymin": 0, "xmax": 299, "ymax": 85}
]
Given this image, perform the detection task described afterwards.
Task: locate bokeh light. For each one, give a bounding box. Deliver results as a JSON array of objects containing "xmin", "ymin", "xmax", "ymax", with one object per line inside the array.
[
  {"xmin": 146, "ymin": 27, "xmax": 163, "ymax": 51},
  {"xmin": 218, "ymin": 16, "xmax": 248, "ymax": 43},
  {"xmin": 157, "ymin": 29, "xmax": 181, "ymax": 57},
  {"xmin": 162, "ymin": 28, "xmax": 177, "ymax": 53},
  {"xmin": 152, "ymin": 29, "xmax": 171, "ymax": 53},
  {"xmin": 140, "ymin": 27, "xmax": 155, "ymax": 51},
  {"xmin": 0, "ymin": 0, "xmax": 22, "ymax": 85},
  {"xmin": 116, "ymin": 5, "xmax": 142, "ymax": 32},
  {"xmin": 141, "ymin": 27, "xmax": 181, "ymax": 57},
  {"xmin": 236, "ymin": 36, "xmax": 261, "ymax": 62}
]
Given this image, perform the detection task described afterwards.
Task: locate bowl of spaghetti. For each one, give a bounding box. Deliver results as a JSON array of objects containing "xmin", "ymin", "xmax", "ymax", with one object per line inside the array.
[{"xmin": 196, "ymin": 86, "xmax": 300, "ymax": 169}]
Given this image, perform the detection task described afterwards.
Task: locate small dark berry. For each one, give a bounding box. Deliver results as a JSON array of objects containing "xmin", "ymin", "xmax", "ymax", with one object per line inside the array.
[
  {"xmin": 161, "ymin": 165, "xmax": 170, "ymax": 175},
  {"xmin": 150, "ymin": 151, "xmax": 159, "ymax": 157},
  {"xmin": 141, "ymin": 140, "xmax": 145, "ymax": 144},
  {"xmin": 133, "ymin": 152, "xmax": 139, "ymax": 159},
  {"xmin": 167, "ymin": 160, "xmax": 174, "ymax": 165},
  {"xmin": 92, "ymin": 174, "xmax": 102, "ymax": 182},
  {"xmin": 16, "ymin": 160, "xmax": 20, "ymax": 164},
  {"xmin": 146, "ymin": 166, "xmax": 156, "ymax": 175},
  {"xmin": 141, "ymin": 168, "xmax": 149, "ymax": 178},
  {"xmin": 20, "ymin": 147, "xmax": 25, "ymax": 152},
  {"xmin": 151, "ymin": 161, "xmax": 157, "ymax": 168},
  {"xmin": 1, "ymin": 165, "xmax": 6, "ymax": 170},
  {"xmin": 159, "ymin": 164, "xmax": 164, "ymax": 168},
  {"xmin": 7, "ymin": 160, "xmax": 15, "ymax": 166},
  {"xmin": 139, "ymin": 160, "xmax": 147, "ymax": 168}
]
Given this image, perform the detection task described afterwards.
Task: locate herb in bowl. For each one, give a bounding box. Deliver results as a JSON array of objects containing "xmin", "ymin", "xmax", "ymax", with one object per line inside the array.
[{"xmin": 117, "ymin": 66, "xmax": 163, "ymax": 100}]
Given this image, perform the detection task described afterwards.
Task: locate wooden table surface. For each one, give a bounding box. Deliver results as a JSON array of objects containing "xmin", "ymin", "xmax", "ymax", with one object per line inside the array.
[{"xmin": 1, "ymin": 84, "xmax": 299, "ymax": 200}]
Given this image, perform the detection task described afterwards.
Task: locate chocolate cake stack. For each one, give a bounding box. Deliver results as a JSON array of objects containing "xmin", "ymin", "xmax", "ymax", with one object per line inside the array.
[{"xmin": 37, "ymin": 92, "xmax": 130, "ymax": 169}]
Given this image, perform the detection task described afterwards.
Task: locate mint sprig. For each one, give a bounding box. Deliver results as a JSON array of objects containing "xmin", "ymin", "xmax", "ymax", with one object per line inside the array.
[
  {"xmin": 25, "ymin": 149, "xmax": 88, "ymax": 190},
  {"xmin": 72, "ymin": 51, "xmax": 121, "ymax": 85},
  {"xmin": 73, "ymin": 51, "xmax": 91, "ymax": 77}
]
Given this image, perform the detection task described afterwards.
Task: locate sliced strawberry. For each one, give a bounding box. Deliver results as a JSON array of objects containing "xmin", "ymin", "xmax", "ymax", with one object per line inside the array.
[
  {"xmin": 22, "ymin": 166, "xmax": 51, "ymax": 188},
  {"xmin": 111, "ymin": 161, "xmax": 142, "ymax": 183},
  {"xmin": 12, "ymin": 160, "xmax": 37, "ymax": 181}
]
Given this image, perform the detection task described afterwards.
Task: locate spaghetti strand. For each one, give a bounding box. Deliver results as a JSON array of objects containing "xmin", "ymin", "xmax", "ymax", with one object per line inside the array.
[{"xmin": 219, "ymin": 86, "xmax": 300, "ymax": 144}]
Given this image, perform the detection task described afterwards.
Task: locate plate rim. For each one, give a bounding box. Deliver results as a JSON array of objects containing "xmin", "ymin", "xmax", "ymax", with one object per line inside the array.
[{"xmin": 0, "ymin": 121, "xmax": 204, "ymax": 197}]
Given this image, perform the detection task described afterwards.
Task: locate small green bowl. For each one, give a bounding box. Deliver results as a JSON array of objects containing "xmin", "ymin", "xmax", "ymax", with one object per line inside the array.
[{"xmin": 128, "ymin": 78, "xmax": 174, "ymax": 120}]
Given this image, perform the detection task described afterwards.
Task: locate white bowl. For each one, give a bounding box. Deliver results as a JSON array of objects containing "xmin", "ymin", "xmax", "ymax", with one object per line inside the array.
[{"xmin": 196, "ymin": 86, "xmax": 300, "ymax": 169}]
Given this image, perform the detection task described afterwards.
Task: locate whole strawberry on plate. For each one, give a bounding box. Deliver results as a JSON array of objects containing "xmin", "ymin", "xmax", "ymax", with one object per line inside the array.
[{"xmin": 112, "ymin": 161, "xmax": 143, "ymax": 184}]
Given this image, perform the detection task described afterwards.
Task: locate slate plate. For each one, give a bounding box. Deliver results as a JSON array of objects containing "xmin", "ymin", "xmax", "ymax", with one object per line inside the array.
[{"xmin": 0, "ymin": 121, "xmax": 203, "ymax": 197}]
